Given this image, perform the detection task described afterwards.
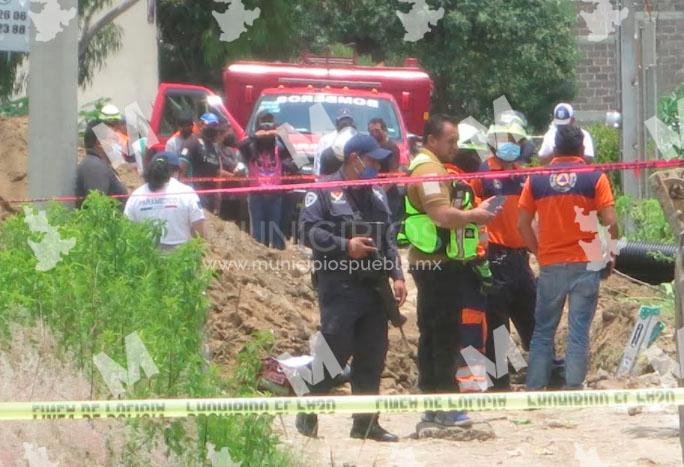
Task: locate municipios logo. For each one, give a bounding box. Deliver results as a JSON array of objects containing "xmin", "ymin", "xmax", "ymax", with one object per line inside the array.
[
  {"xmin": 579, "ymin": 0, "xmax": 629, "ymax": 42},
  {"xmin": 212, "ymin": 0, "xmax": 260, "ymax": 43},
  {"xmin": 396, "ymin": 0, "xmax": 445, "ymax": 42}
]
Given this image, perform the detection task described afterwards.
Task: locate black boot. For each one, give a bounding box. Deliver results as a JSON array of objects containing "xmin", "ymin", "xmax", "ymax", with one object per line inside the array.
[
  {"xmin": 295, "ymin": 413, "xmax": 318, "ymax": 438},
  {"xmin": 350, "ymin": 415, "xmax": 398, "ymax": 442}
]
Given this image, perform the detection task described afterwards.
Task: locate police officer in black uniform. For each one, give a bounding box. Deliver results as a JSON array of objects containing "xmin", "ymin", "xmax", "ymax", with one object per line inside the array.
[{"xmin": 297, "ymin": 134, "xmax": 408, "ymax": 442}]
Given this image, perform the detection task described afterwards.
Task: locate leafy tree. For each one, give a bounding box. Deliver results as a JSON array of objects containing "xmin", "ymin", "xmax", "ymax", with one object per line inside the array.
[
  {"xmin": 296, "ymin": 0, "xmax": 578, "ymax": 130},
  {"xmin": 158, "ymin": 0, "xmax": 302, "ymax": 88}
]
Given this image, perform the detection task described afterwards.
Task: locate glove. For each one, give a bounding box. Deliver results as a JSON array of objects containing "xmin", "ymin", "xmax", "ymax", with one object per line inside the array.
[{"xmin": 472, "ymin": 259, "xmax": 494, "ymax": 295}]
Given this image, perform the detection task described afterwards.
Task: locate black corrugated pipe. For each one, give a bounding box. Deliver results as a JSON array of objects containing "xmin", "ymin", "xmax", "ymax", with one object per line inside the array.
[{"xmin": 614, "ymin": 241, "xmax": 676, "ymax": 285}]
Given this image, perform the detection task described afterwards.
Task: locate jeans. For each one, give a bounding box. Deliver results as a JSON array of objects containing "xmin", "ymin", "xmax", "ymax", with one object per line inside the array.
[
  {"xmin": 248, "ymin": 193, "xmax": 285, "ymax": 250},
  {"xmin": 526, "ymin": 262, "xmax": 600, "ymax": 389}
]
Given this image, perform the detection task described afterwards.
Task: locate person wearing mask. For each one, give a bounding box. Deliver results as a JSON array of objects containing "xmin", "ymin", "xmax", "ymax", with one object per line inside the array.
[
  {"xmin": 124, "ymin": 151, "xmax": 205, "ymax": 249},
  {"xmin": 518, "ymin": 125, "xmax": 618, "ymax": 390},
  {"xmin": 368, "ymin": 117, "xmax": 403, "ymax": 225},
  {"xmin": 180, "ymin": 112, "xmax": 226, "ymax": 212},
  {"xmin": 496, "ymin": 111, "xmax": 536, "ymax": 165},
  {"xmin": 165, "ymin": 110, "xmax": 196, "ymax": 156},
  {"xmin": 76, "ymin": 119, "xmax": 128, "ymax": 208},
  {"xmin": 402, "ymin": 115, "xmax": 499, "ymax": 427},
  {"xmin": 296, "ymin": 134, "xmax": 407, "ymax": 442},
  {"xmin": 539, "ymin": 103, "xmax": 595, "ymax": 164},
  {"xmin": 239, "ymin": 111, "xmax": 297, "ymax": 249},
  {"xmin": 315, "ymin": 108, "xmax": 357, "ymax": 176},
  {"xmin": 470, "ymin": 122, "xmax": 536, "ymax": 390}
]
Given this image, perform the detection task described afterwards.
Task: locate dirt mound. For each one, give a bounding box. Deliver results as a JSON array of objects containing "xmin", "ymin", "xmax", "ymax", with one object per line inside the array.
[
  {"xmin": 0, "ymin": 116, "xmax": 28, "ymax": 220},
  {"xmin": 203, "ymin": 215, "xmax": 320, "ymax": 373}
]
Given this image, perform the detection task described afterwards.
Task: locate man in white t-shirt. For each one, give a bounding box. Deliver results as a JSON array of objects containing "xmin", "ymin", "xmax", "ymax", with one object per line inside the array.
[
  {"xmin": 538, "ymin": 103, "xmax": 595, "ymax": 164},
  {"xmin": 124, "ymin": 152, "xmax": 206, "ymax": 248}
]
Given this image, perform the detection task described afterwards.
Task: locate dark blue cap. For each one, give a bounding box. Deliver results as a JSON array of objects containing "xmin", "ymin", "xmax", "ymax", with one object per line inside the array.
[
  {"xmin": 336, "ymin": 107, "xmax": 354, "ymax": 121},
  {"xmin": 200, "ymin": 112, "xmax": 220, "ymax": 126},
  {"xmin": 153, "ymin": 151, "xmax": 181, "ymax": 168},
  {"xmin": 344, "ymin": 134, "xmax": 391, "ymax": 161}
]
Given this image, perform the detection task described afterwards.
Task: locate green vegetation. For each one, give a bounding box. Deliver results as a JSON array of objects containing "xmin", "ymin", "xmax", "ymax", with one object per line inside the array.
[
  {"xmin": 0, "ymin": 193, "xmax": 291, "ymax": 466},
  {"xmin": 0, "ymin": 96, "xmax": 28, "ymax": 117},
  {"xmin": 615, "ymin": 195, "xmax": 676, "ymax": 244},
  {"xmin": 587, "ymin": 124, "xmax": 621, "ymax": 194},
  {"xmin": 657, "ymin": 82, "xmax": 684, "ymax": 138},
  {"xmin": 78, "ymin": 97, "xmax": 112, "ymax": 133}
]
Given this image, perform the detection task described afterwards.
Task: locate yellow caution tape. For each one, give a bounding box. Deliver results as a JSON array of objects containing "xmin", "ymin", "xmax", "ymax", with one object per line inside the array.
[{"xmin": 0, "ymin": 388, "xmax": 682, "ymax": 421}]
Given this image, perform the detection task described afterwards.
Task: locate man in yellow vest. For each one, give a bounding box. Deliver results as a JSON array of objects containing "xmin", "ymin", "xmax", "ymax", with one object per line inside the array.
[{"xmin": 403, "ymin": 114, "xmax": 499, "ymax": 427}]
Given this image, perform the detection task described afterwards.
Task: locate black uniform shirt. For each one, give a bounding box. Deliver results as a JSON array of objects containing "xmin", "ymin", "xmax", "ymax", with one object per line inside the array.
[{"xmin": 298, "ymin": 169, "xmax": 404, "ymax": 281}]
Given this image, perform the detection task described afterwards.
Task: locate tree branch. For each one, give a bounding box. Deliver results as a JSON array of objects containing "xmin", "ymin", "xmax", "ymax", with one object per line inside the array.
[{"xmin": 79, "ymin": 0, "xmax": 141, "ymax": 60}]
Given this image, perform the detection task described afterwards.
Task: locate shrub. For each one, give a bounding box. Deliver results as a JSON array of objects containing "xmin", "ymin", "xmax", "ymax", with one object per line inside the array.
[
  {"xmin": 587, "ymin": 123, "xmax": 621, "ymax": 195},
  {"xmin": 0, "ymin": 193, "xmax": 292, "ymax": 466}
]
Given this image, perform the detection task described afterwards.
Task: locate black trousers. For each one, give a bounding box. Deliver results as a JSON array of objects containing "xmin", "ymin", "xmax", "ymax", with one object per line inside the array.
[
  {"xmin": 411, "ymin": 262, "xmax": 486, "ymax": 394},
  {"xmin": 310, "ymin": 273, "xmax": 388, "ymax": 422},
  {"xmin": 485, "ymin": 244, "xmax": 536, "ymax": 389}
]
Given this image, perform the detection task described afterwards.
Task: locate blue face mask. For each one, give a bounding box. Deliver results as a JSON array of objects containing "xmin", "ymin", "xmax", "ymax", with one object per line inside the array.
[
  {"xmin": 357, "ymin": 157, "xmax": 380, "ymax": 179},
  {"xmin": 496, "ymin": 142, "xmax": 521, "ymax": 162}
]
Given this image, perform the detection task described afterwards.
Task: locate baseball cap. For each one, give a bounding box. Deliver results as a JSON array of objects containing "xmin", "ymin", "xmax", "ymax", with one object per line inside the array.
[
  {"xmin": 200, "ymin": 112, "xmax": 220, "ymax": 126},
  {"xmin": 553, "ymin": 103, "xmax": 574, "ymax": 125},
  {"xmin": 336, "ymin": 108, "xmax": 354, "ymax": 122},
  {"xmin": 153, "ymin": 151, "xmax": 181, "ymax": 168},
  {"xmin": 344, "ymin": 134, "xmax": 391, "ymax": 161}
]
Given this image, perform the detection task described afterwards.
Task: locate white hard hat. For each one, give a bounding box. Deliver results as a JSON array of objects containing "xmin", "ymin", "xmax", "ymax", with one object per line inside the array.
[{"xmin": 99, "ymin": 104, "xmax": 122, "ymax": 122}]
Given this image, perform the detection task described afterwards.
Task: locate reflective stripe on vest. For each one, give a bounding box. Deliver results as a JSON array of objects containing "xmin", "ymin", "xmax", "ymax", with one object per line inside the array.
[
  {"xmin": 399, "ymin": 153, "xmax": 479, "ymax": 260},
  {"xmin": 456, "ymin": 366, "xmax": 488, "ymax": 393}
]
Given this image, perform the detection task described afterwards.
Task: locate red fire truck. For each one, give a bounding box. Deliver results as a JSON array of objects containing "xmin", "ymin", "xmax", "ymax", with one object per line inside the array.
[
  {"xmin": 149, "ymin": 56, "xmax": 432, "ymax": 166},
  {"xmin": 147, "ymin": 56, "xmax": 432, "ymax": 231},
  {"xmin": 223, "ymin": 55, "xmax": 433, "ymax": 166}
]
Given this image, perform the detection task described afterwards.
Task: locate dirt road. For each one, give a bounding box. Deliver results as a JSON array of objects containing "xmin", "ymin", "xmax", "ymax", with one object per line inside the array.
[{"xmin": 277, "ymin": 406, "xmax": 680, "ymax": 466}]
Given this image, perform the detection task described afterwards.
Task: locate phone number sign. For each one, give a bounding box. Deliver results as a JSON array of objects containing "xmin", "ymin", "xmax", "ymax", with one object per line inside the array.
[{"xmin": 0, "ymin": 0, "xmax": 29, "ymax": 53}]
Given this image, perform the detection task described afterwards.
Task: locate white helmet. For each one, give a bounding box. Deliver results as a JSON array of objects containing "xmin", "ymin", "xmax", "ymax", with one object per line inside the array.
[{"xmin": 99, "ymin": 104, "xmax": 122, "ymax": 122}]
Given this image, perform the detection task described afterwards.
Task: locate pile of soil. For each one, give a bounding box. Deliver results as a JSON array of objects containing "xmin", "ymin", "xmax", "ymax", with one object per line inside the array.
[
  {"xmin": 203, "ymin": 215, "xmax": 320, "ymax": 373},
  {"xmin": 0, "ymin": 116, "xmax": 28, "ymax": 220}
]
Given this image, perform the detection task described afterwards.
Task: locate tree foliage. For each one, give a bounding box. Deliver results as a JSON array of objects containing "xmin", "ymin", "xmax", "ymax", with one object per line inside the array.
[
  {"xmin": 293, "ymin": 0, "xmax": 578, "ymax": 129},
  {"xmin": 158, "ymin": 0, "xmax": 303, "ymax": 88}
]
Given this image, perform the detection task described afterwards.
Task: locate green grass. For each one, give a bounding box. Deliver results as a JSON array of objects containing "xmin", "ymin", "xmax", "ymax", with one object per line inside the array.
[
  {"xmin": 615, "ymin": 195, "xmax": 676, "ymax": 244},
  {"xmin": 0, "ymin": 193, "xmax": 292, "ymax": 466}
]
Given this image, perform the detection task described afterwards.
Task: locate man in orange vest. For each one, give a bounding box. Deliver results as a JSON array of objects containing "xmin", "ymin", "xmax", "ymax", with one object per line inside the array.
[{"xmin": 472, "ymin": 122, "xmax": 536, "ymax": 390}]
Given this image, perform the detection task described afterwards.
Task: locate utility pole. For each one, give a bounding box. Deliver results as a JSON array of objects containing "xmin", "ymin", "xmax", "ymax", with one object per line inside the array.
[
  {"xmin": 620, "ymin": 2, "xmax": 640, "ymax": 198},
  {"xmin": 27, "ymin": 0, "xmax": 78, "ymax": 204}
]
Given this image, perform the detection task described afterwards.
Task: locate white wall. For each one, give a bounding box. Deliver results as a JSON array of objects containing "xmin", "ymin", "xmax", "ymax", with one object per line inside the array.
[{"xmin": 78, "ymin": 0, "xmax": 159, "ymax": 119}]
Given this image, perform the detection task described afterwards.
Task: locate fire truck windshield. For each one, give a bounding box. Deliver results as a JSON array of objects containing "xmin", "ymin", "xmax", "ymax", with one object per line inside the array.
[{"xmin": 249, "ymin": 94, "xmax": 403, "ymax": 141}]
